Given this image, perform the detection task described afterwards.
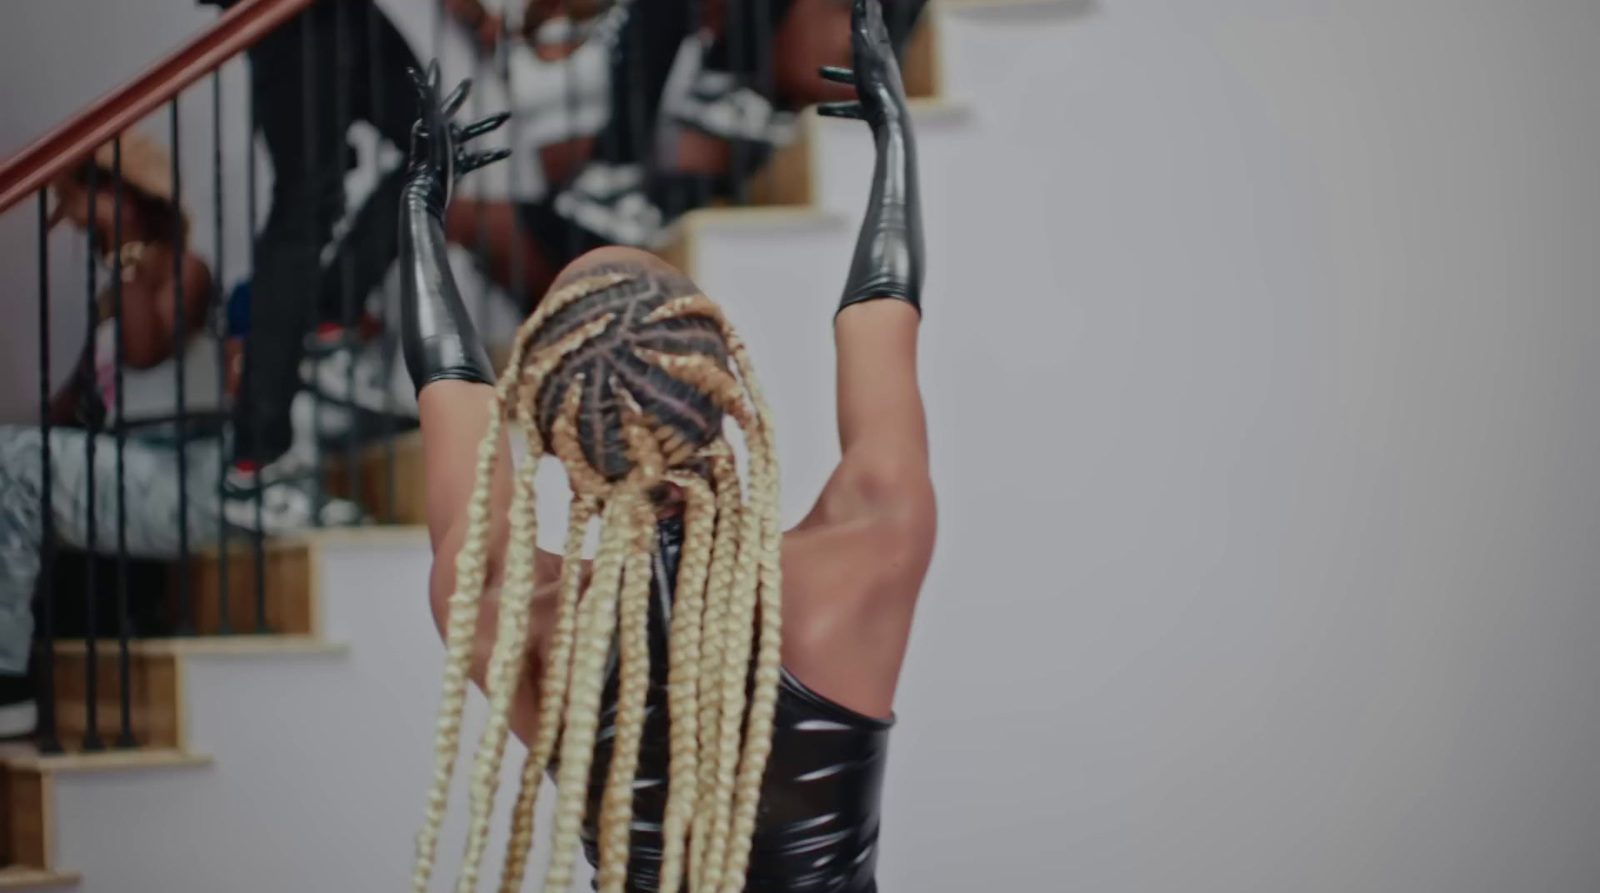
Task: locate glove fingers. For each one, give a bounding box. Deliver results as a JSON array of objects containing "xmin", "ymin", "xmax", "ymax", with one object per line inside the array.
[
  {"xmin": 441, "ymin": 78, "xmax": 472, "ymax": 118},
  {"xmin": 459, "ymin": 148, "xmax": 512, "ymax": 173},
  {"xmin": 459, "ymin": 112, "xmax": 511, "ymax": 140},
  {"xmin": 817, "ymin": 101, "xmax": 865, "ymax": 120},
  {"xmin": 819, "ymin": 65, "xmax": 856, "ymax": 85}
]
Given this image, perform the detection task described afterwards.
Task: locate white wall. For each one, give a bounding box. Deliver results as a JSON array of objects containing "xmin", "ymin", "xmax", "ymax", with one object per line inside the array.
[
  {"xmin": 21, "ymin": 0, "xmax": 1600, "ymax": 890},
  {"xmin": 889, "ymin": 3, "xmax": 1600, "ymax": 889}
]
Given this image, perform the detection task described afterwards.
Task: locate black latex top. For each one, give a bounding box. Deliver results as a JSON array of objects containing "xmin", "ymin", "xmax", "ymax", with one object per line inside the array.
[
  {"xmin": 399, "ymin": 66, "xmax": 507, "ymax": 395},
  {"xmin": 826, "ymin": 0, "xmax": 925, "ymax": 316},
  {"xmin": 566, "ymin": 517, "xmax": 894, "ymax": 892}
]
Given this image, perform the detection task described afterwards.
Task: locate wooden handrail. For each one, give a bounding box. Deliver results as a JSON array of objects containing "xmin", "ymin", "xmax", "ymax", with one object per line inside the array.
[{"xmin": 0, "ymin": 0, "xmax": 316, "ymax": 214}]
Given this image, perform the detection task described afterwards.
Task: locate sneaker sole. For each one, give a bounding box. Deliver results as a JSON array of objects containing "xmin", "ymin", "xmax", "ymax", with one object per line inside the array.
[{"xmin": 0, "ymin": 700, "xmax": 38, "ymax": 739}]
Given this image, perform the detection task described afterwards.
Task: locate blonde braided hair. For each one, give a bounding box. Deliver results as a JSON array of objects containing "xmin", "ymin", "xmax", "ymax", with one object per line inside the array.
[{"xmin": 412, "ymin": 251, "xmax": 784, "ymax": 893}]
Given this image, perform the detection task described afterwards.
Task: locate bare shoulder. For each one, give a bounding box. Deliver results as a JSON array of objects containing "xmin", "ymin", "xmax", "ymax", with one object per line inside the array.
[{"xmin": 775, "ymin": 504, "xmax": 935, "ymax": 718}]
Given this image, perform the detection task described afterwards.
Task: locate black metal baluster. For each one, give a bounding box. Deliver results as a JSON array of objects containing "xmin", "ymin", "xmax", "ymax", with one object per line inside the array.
[
  {"xmin": 111, "ymin": 139, "xmax": 137, "ymax": 748},
  {"xmin": 687, "ymin": 0, "xmax": 709, "ymax": 213},
  {"xmin": 600, "ymin": 4, "xmax": 622, "ymax": 216},
  {"xmin": 565, "ymin": 0, "xmax": 582, "ymax": 262},
  {"xmin": 502, "ymin": 11, "xmax": 527, "ymax": 322},
  {"xmin": 434, "ymin": 0, "xmax": 446, "ymax": 68},
  {"xmin": 247, "ymin": 73, "xmax": 268, "ymax": 633},
  {"xmin": 755, "ymin": 0, "xmax": 773, "ymax": 148},
  {"xmin": 171, "ymin": 100, "xmax": 194, "ymax": 635},
  {"xmin": 301, "ymin": 12, "xmax": 326, "ymax": 526},
  {"xmin": 35, "ymin": 192, "xmax": 62, "ymax": 755},
  {"xmin": 367, "ymin": 0, "xmax": 398, "ymax": 524},
  {"xmin": 893, "ymin": 0, "xmax": 912, "ymax": 66},
  {"xmin": 335, "ymin": 0, "xmax": 361, "ymax": 517},
  {"xmin": 727, "ymin": 0, "xmax": 748, "ymax": 205},
  {"xmin": 625, "ymin": 1, "xmax": 644, "ymax": 183},
  {"xmin": 212, "ymin": 70, "xmax": 232, "ymax": 636},
  {"xmin": 472, "ymin": 44, "xmax": 490, "ymax": 337},
  {"xmin": 81, "ymin": 162, "xmax": 104, "ymax": 752}
]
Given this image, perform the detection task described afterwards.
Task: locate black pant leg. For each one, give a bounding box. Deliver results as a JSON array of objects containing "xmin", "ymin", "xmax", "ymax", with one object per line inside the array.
[
  {"xmin": 233, "ymin": 4, "xmax": 346, "ymax": 464},
  {"xmin": 313, "ymin": 2, "xmax": 423, "ymax": 327}
]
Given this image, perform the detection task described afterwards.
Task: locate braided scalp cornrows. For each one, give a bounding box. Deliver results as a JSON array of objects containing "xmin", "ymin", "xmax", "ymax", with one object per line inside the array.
[
  {"xmin": 532, "ymin": 261, "xmax": 730, "ymax": 482},
  {"xmin": 412, "ymin": 248, "xmax": 784, "ymax": 893}
]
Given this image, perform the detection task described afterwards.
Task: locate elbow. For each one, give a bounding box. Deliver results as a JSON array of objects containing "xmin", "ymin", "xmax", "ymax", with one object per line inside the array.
[
  {"xmin": 836, "ymin": 459, "xmax": 938, "ymax": 577},
  {"xmin": 872, "ymin": 493, "xmax": 937, "ymax": 585},
  {"xmin": 831, "ymin": 453, "xmax": 937, "ymax": 535}
]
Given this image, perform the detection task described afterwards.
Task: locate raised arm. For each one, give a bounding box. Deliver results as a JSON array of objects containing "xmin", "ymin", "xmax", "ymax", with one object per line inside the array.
[
  {"xmin": 399, "ymin": 64, "xmax": 511, "ymax": 556},
  {"xmin": 783, "ymin": 0, "xmax": 935, "ymax": 719},
  {"xmin": 402, "ymin": 65, "xmax": 565, "ymax": 744}
]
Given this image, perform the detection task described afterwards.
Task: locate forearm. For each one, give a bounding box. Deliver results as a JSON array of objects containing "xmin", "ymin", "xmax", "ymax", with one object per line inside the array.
[
  {"xmin": 400, "ymin": 180, "xmax": 494, "ymax": 396},
  {"xmin": 838, "ymin": 111, "xmax": 923, "ymax": 313},
  {"xmin": 401, "ymin": 172, "xmax": 501, "ymax": 546}
]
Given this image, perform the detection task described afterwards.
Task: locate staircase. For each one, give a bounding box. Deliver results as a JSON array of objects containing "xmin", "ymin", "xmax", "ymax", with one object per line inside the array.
[{"xmin": 0, "ymin": 1, "xmax": 1074, "ymax": 889}]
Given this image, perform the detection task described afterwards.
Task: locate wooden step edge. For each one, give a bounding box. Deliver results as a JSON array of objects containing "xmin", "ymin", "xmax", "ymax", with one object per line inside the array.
[
  {"xmin": 674, "ymin": 205, "xmax": 849, "ymax": 231},
  {"xmin": 0, "ymin": 867, "xmax": 80, "ymax": 890},
  {"xmin": 53, "ymin": 636, "xmax": 347, "ymax": 658},
  {"xmin": 655, "ymin": 205, "xmax": 851, "ymax": 279},
  {"xmin": 296, "ymin": 524, "xmax": 429, "ymax": 549},
  {"xmin": 936, "ymin": 0, "xmax": 1089, "ymax": 10},
  {"xmin": 0, "ymin": 748, "xmax": 212, "ymax": 775},
  {"xmin": 191, "ymin": 533, "xmax": 313, "ymax": 560},
  {"xmin": 905, "ymin": 96, "xmax": 975, "ymax": 122},
  {"xmin": 2, "ymin": 764, "xmax": 58, "ymax": 871},
  {"xmin": 806, "ymin": 97, "xmax": 974, "ymax": 127}
]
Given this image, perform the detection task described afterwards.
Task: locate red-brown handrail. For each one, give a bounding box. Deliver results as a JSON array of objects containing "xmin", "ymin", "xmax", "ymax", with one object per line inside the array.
[{"xmin": 0, "ymin": 0, "xmax": 316, "ymax": 214}]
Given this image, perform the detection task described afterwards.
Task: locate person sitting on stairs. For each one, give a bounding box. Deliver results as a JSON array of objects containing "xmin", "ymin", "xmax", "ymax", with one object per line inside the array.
[{"xmin": 0, "ymin": 133, "xmax": 220, "ymax": 739}]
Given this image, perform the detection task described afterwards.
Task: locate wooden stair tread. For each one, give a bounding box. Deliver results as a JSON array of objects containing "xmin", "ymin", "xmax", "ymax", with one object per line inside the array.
[
  {"xmin": 0, "ymin": 867, "xmax": 79, "ymax": 890},
  {"xmin": 937, "ymin": 0, "xmax": 1084, "ymax": 8},
  {"xmin": 53, "ymin": 636, "xmax": 345, "ymax": 658},
  {"xmin": 672, "ymin": 205, "xmax": 847, "ymax": 231},
  {"xmin": 0, "ymin": 747, "xmax": 211, "ymax": 774},
  {"xmin": 295, "ymin": 524, "xmax": 428, "ymax": 548}
]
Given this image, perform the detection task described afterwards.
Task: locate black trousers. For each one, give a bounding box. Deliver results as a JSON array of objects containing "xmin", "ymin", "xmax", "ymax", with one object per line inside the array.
[{"xmin": 234, "ymin": 0, "xmax": 420, "ymax": 464}]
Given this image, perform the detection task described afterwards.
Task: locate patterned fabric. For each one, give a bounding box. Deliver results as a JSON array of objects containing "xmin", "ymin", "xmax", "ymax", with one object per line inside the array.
[
  {"xmin": 534, "ymin": 1, "xmax": 799, "ymax": 255},
  {"xmin": 0, "ymin": 427, "xmax": 223, "ymax": 673}
]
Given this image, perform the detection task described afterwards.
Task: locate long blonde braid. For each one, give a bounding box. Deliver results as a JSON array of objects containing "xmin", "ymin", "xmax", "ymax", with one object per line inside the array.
[
  {"xmin": 411, "ymin": 349, "xmax": 524, "ymax": 893},
  {"xmin": 451, "ymin": 413, "xmax": 544, "ymax": 893},
  {"xmin": 597, "ymin": 422, "xmax": 668, "ymax": 892},
  {"xmin": 542, "ymin": 489, "xmax": 639, "ymax": 889},
  {"xmin": 655, "ymin": 472, "xmax": 716, "ymax": 893},
  {"xmin": 415, "ymin": 256, "xmax": 785, "ymax": 893},
  {"xmin": 498, "ymin": 493, "xmax": 596, "ymax": 893},
  {"xmin": 717, "ymin": 333, "xmax": 786, "ymax": 891},
  {"xmin": 690, "ymin": 450, "xmax": 746, "ymax": 887}
]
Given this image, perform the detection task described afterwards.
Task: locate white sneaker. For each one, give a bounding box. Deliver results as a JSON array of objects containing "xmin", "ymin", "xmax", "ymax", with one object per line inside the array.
[
  {"xmin": 224, "ymin": 455, "xmax": 365, "ymax": 536},
  {"xmin": 300, "ymin": 333, "xmax": 417, "ymax": 444},
  {"xmin": 0, "ymin": 675, "xmax": 36, "ymax": 740}
]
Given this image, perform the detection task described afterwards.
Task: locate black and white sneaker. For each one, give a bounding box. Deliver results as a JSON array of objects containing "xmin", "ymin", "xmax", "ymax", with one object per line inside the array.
[
  {"xmin": 223, "ymin": 454, "xmax": 366, "ymax": 536},
  {"xmin": 0, "ymin": 674, "xmax": 37, "ymax": 741}
]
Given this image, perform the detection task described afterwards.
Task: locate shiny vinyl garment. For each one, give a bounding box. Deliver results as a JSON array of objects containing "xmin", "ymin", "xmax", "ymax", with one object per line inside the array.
[{"xmin": 560, "ymin": 517, "xmax": 894, "ymax": 892}]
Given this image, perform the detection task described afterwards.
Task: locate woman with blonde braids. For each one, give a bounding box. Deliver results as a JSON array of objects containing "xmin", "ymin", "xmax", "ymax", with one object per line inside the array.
[{"xmin": 401, "ymin": 0, "xmax": 933, "ymax": 888}]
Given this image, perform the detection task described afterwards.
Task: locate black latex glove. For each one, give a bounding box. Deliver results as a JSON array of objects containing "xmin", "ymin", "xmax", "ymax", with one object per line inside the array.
[
  {"xmin": 819, "ymin": 0, "xmax": 925, "ymax": 315},
  {"xmin": 400, "ymin": 63, "xmax": 510, "ymax": 395},
  {"xmin": 403, "ymin": 62, "xmax": 512, "ymax": 217},
  {"xmin": 818, "ymin": 0, "xmax": 910, "ymax": 132}
]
